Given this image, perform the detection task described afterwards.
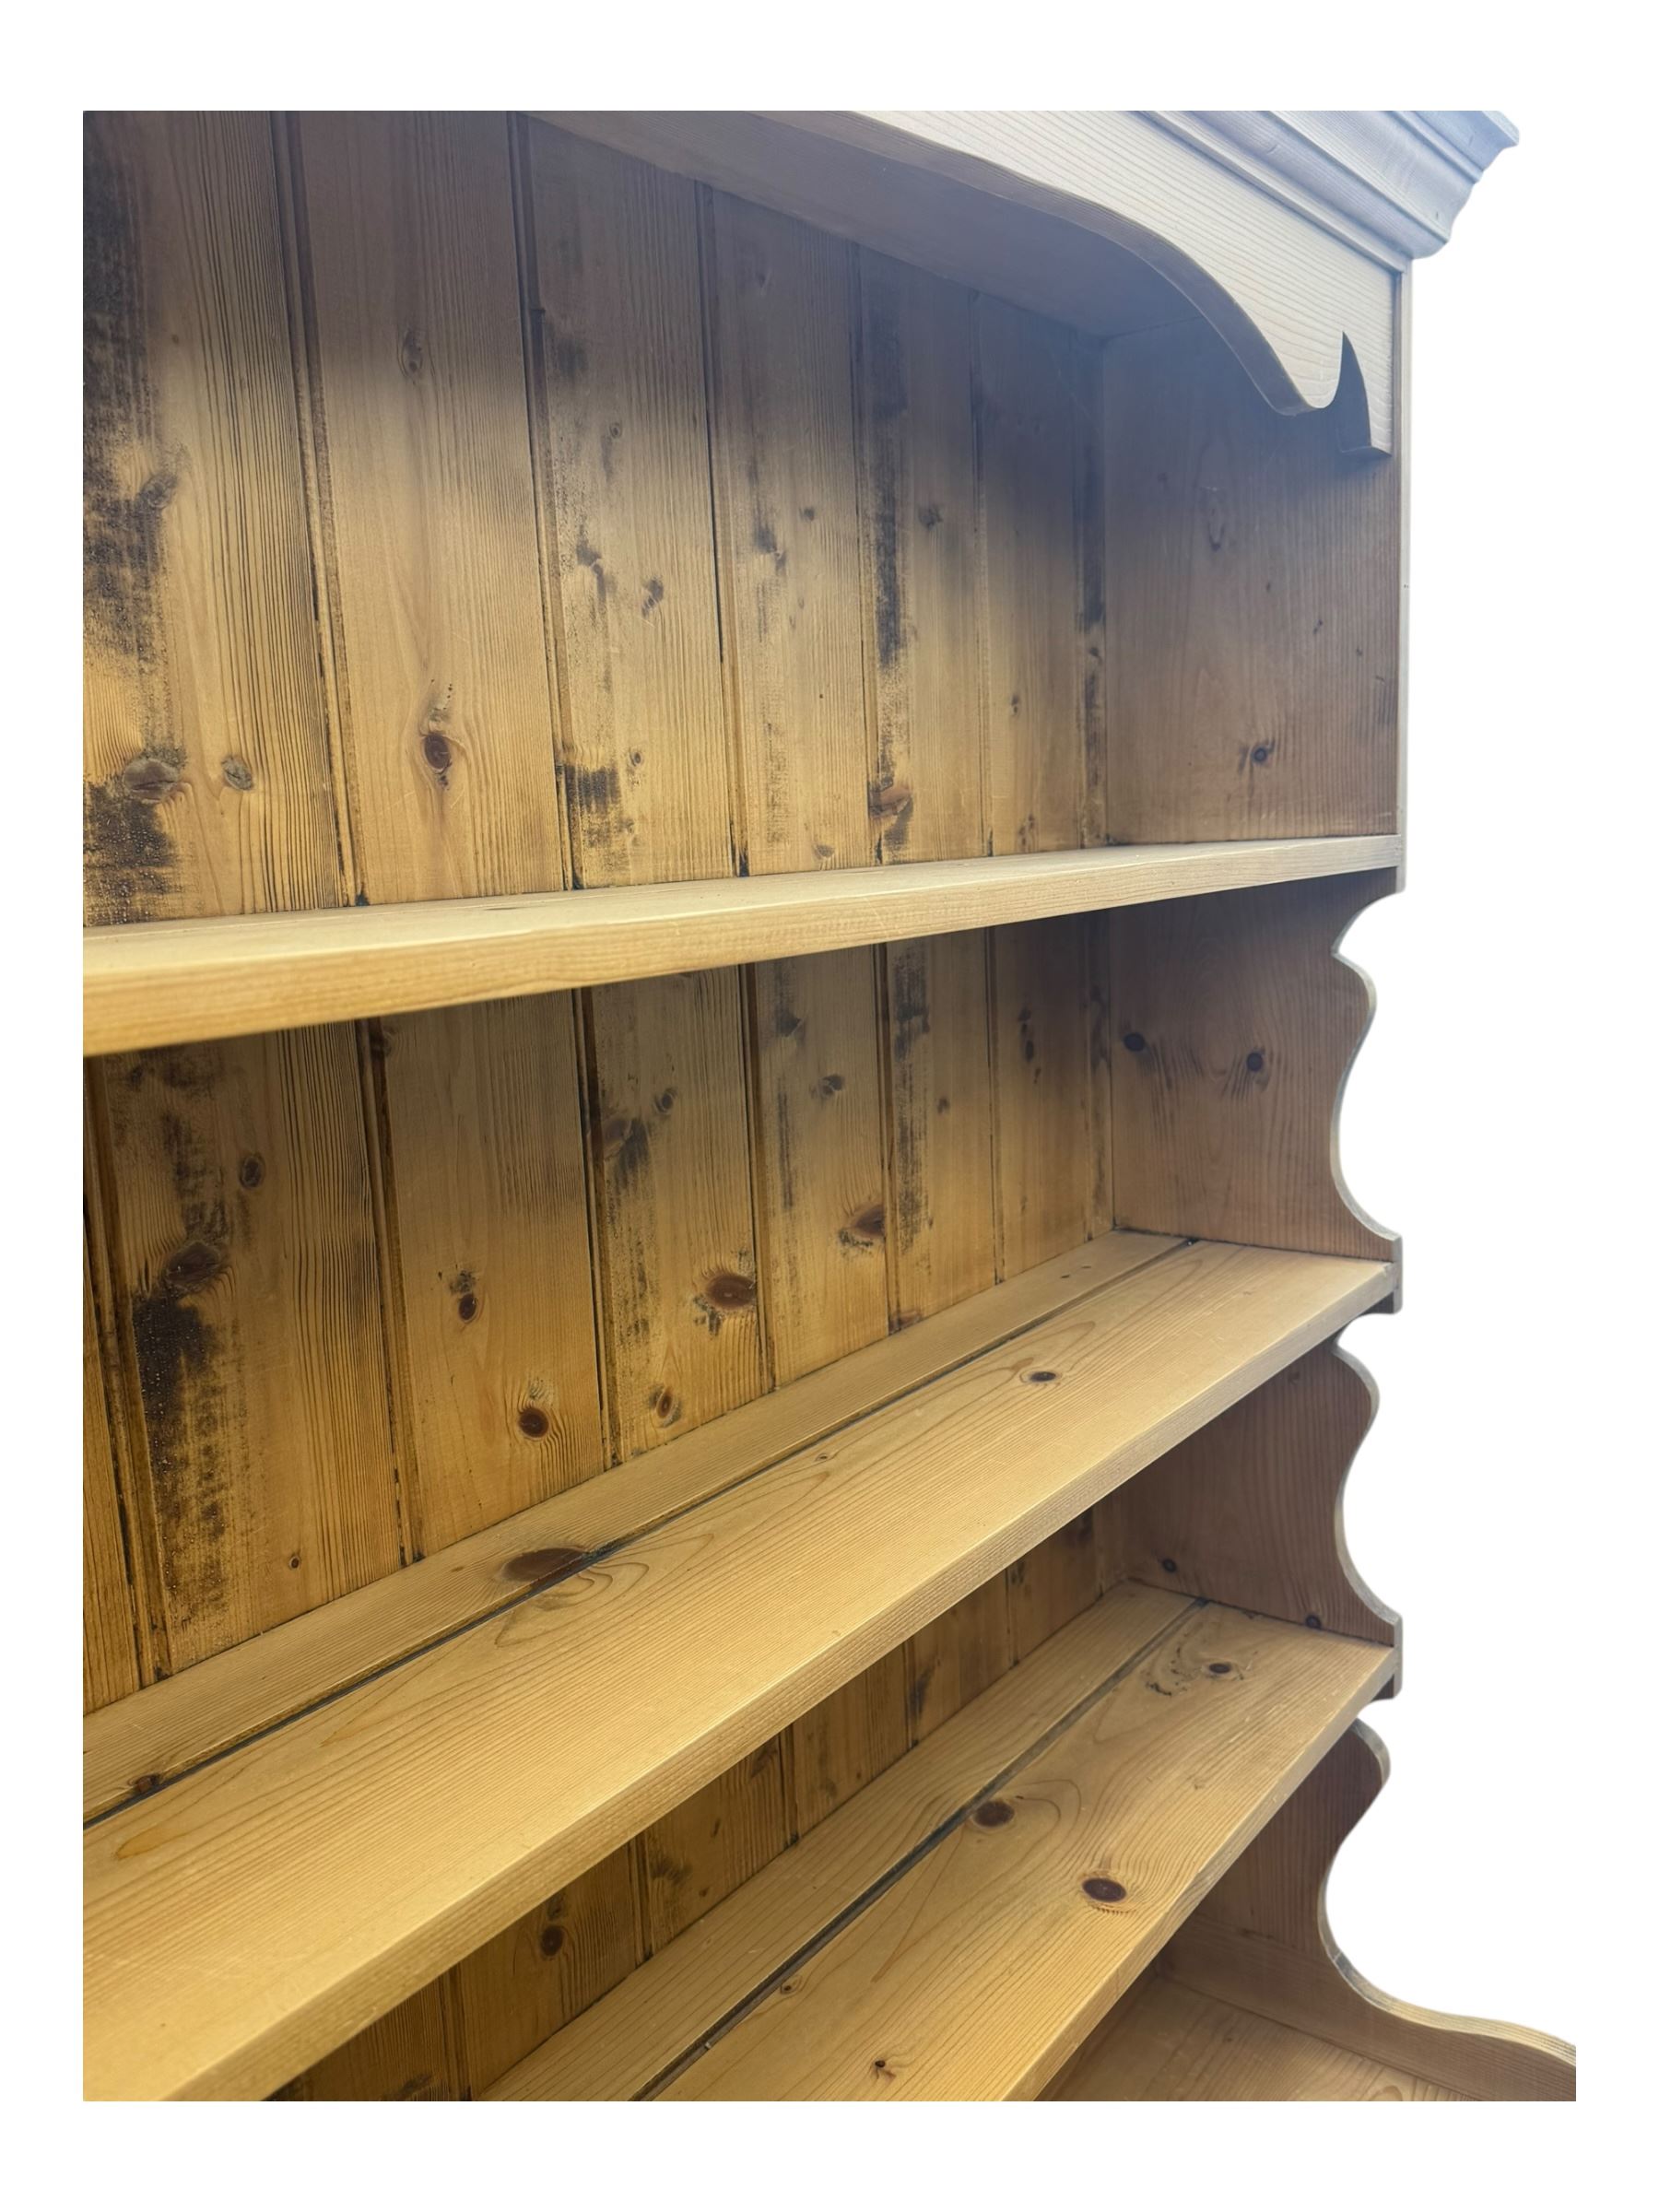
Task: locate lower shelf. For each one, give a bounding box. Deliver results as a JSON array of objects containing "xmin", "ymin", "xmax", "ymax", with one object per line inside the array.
[
  {"xmin": 490, "ymin": 1583, "xmax": 1395, "ymax": 2100},
  {"xmin": 1048, "ymin": 1975, "xmax": 1467, "ymax": 2100}
]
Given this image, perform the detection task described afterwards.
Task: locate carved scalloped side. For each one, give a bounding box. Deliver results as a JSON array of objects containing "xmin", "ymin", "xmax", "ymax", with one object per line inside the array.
[
  {"xmin": 1108, "ymin": 871, "xmax": 1401, "ymax": 1270},
  {"xmin": 1106, "ymin": 1337, "xmax": 1400, "ymax": 1683},
  {"xmin": 1161, "ymin": 1723, "xmax": 1577, "ymax": 2100}
]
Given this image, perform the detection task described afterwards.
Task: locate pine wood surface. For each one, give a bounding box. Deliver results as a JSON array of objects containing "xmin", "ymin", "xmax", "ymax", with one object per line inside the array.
[
  {"xmin": 1046, "ymin": 1974, "xmax": 1465, "ymax": 2101},
  {"xmin": 488, "ymin": 1584, "xmax": 1190, "ymax": 2098},
  {"xmin": 84, "ymin": 1237, "xmax": 1390, "ymax": 2099},
  {"xmin": 85, "ymin": 1231, "xmax": 1176, "ymax": 1820},
  {"xmin": 657, "ymin": 1599, "xmax": 1392, "ymax": 2099},
  {"xmin": 82, "ymin": 836, "xmax": 1400, "ymax": 1057}
]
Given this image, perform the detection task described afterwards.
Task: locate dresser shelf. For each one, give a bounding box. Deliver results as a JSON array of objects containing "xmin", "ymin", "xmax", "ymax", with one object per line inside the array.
[
  {"xmin": 82, "ymin": 835, "xmax": 1399, "ymax": 1057},
  {"xmin": 83, "ymin": 1233, "xmax": 1390, "ymax": 2100}
]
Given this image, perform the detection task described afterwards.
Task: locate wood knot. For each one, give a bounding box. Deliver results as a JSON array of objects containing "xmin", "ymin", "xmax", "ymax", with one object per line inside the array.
[
  {"xmin": 1025, "ymin": 1369, "xmax": 1059, "ymax": 1385},
  {"xmin": 237, "ymin": 1154, "xmax": 265, "ymax": 1191},
  {"xmin": 120, "ymin": 754, "xmax": 180, "ymax": 804},
  {"xmin": 221, "ymin": 756, "xmax": 254, "ymax": 792},
  {"xmin": 421, "ymin": 730, "xmax": 453, "ymax": 782},
  {"xmin": 701, "ymin": 1269, "xmax": 757, "ymax": 1312},
  {"xmin": 137, "ymin": 470, "xmax": 177, "ymax": 512},
  {"xmin": 456, "ymin": 1292, "xmax": 478, "ymax": 1323},
  {"xmin": 159, "ymin": 1239, "xmax": 225, "ymax": 1297},
  {"xmin": 1081, "ymin": 1876, "xmax": 1126, "ymax": 1904},
  {"xmin": 1245, "ymin": 1050, "xmax": 1265, "ymax": 1073},
  {"xmin": 517, "ymin": 1405, "xmax": 550, "ymax": 1439},
  {"xmin": 973, "ymin": 1798, "xmax": 1015, "ymax": 1829},
  {"xmin": 502, "ymin": 1547, "xmax": 583, "ymax": 1585},
  {"xmin": 1207, "ymin": 1661, "xmax": 1232, "ymax": 1676},
  {"xmin": 841, "ymin": 1202, "xmax": 885, "ymax": 1247},
  {"xmin": 538, "ymin": 1922, "xmax": 567, "ymax": 1959},
  {"xmin": 1122, "ymin": 1031, "xmax": 1147, "ymax": 1054},
  {"xmin": 398, "ymin": 327, "xmax": 425, "ymax": 380}
]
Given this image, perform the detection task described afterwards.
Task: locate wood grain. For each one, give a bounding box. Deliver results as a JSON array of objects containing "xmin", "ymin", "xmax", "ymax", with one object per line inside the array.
[
  {"xmin": 453, "ymin": 1844, "xmax": 641, "ymax": 2096},
  {"xmin": 991, "ymin": 917, "xmax": 1094, "ymax": 1277},
  {"xmin": 86, "ymin": 1233, "xmax": 1176, "ymax": 1818},
  {"xmin": 1104, "ymin": 1342, "xmax": 1397, "ymax": 1653},
  {"xmin": 977, "ymin": 300, "xmax": 1088, "ymax": 853},
  {"xmin": 1158, "ymin": 1724, "xmax": 1576, "ymax": 2100},
  {"xmin": 748, "ymin": 948, "xmax": 890, "ymax": 1386},
  {"xmin": 488, "ymin": 1584, "xmax": 1187, "ymax": 2099},
  {"xmin": 83, "ymin": 112, "xmax": 344, "ymax": 924},
  {"xmin": 88, "ymin": 1029, "xmax": 400, "ymax": 1671},
  {"xmin": 521, "ymin": 122, "xmax": 733, "ymax": 887},
  {"xmin": 84, "ymin": 1241, "xmax": 140, "ymax": 1712},
  {"xmin": 370, "ymin": 994, "xmax": 605, "ymax": 1555},
  {"xmin": 855, "ymin": 252, "xmax": 984, "ymax": 861},
  {"xmin": 586, "ymin": 968, "xmax": 763, "ymax": 1457},
  {"xmin": 883, "ymin": 931, "xmax": 995, "ymax": 1328},
  {"xmin": 1047, "ymin": 1974, "xmax": 1465, "ymax": 2100},
  {"xmin": 1105, "ymin": 317, "xmax": 1400, "ymax": 843},
  {"xmin": 661, "ymin": 1602, "xmax": 1392, "ymax": 2099},
  {"xmin": 703, "ymin": 191, "xmax": 873, "ymax": 875},
  {"xmin": 83, "ymin": 838, "xmax": 1404, "ymax": 1057},
  {"xmin": 289, "ymin": 112, "xmax": 564, "ymax": 903},
  {"xmin": 83, "ymin": 1238, "xmax": 1392, "ymax": 2099},
  {"xmin": 1109, "ymin": 873, "xmax": 1398, "ymax": 1262}
]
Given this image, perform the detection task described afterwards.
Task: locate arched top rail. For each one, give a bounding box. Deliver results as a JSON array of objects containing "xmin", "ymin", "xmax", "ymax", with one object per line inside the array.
[{"xmin": 539, "ymin": 108, "xmax": 1515, "ymax": 456}]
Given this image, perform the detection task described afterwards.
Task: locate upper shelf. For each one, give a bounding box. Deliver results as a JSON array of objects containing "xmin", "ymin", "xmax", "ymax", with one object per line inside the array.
[{"xmin": 83, "ymin": 834, "xmax": 1399, "ymax": 1055}]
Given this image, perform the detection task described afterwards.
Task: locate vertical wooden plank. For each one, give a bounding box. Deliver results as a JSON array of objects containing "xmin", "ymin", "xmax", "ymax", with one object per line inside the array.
[
  {"xmin": 521, "ymin": 123, "xmax": 734, "ymax": 887},
  {"xmin": 587, "ymin": 970, "xmax": 763, "ymax": 1460},
  {"xmin": 1076, "ymin": 335, "xmax": 1110, "ymax": 848},
  {"xmin": 637, "ymin": 1739, "xmax": 789, "ymax": 1947},
  {"xmin": 703, "ymin": 191, "xmax": 872, "ymax": 876},
  {"xmin": 453, "ymin": 1844, "xmax": 641, "ymax": 2094},
  {"xmin": 748, "ymin": 948, "xmax": 890, "ymax": 1389},
  {"xmin": 907, "ymin": 1575, "xmax": 1013, "ymax": 1745},
  {"xmin": 84, "ymin": 1241, "xmax": 140, "ymax": 1713},
  {"xmin": 90, "ymin": 1028, "xmax": 401, "ymax": 1670},
  {"xmin": 883, "ymin": 931, "xmax": 995, "ymax": 1331},
  {"xmin": 855, "ymin": 251, "xmax": 984, "ymax": 862},
  {"xmin": 976, "ymin": 300, "xmax": 1089, "ymax": 854},
  {"xmin": 1104, "ymin": 317, "xmax": 1400, "ymax": 842},
  {"xmin": 1087, "ymin": 913, "xmax": 1115, "ymax": 1236},
  {"xmin": 1007, "ymin": 1509, "xmax": 1102, "ymax": 1661},
  {"xmin": 290, "ymin": 111, "xmax": 565, "ymax": 903},
  {"xmin": 791, "ymin": 1651, "xmax": 911, "ymax": 1837},
  {"xmin": 83, "ymin": 112, "xmax": 344, "ymax": 924},
  {"xmin": 990, "ymin": 917, "xmax": 1093, "ymax": 1279},
  {"xmin": 371, "ymin": 995, "xmax": 605, "ymax": 1558},
  {"xmin": 277, "ymin": 1980, "xmax": 465, "ymax": 2101}
]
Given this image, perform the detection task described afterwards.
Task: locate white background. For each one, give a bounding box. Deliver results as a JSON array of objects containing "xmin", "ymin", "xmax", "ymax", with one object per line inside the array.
[{"xmin": 21, "ymin": 4, "xmax": 1642, "ymax": 2192}]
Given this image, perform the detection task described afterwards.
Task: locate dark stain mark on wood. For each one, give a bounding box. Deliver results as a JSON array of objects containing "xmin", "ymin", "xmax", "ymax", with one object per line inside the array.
[
  {"xmin": 502, "ymin": 1546, "xmax": 586, "ymax": 1586},
  {"xmin": 397, "ymin": 326, "xmax": 424, "ymax": 381},
  {"xmin": 600, "ymin": 1112, "xmax": 650, "ymax": 1189},
  {"xmin": 841, "ymin": 1201, "xmax": 885, "ymax": 1249},
  {"xmin": 1082, "ymin": 1875, "xmax": 1126, "ymax": 1904},
  {"xmin": 641, "ymin": 576, "xmax": 665, "ymax": 617},
  {"xmin": 121, "ymin": 754, "xmax": 181, "ymax": 803},
  {"xmin": 565, "ymin": 760, "xmax": 623, "ymax": 819},
  {"xmin": 650, "ymin": 1382, "xmax": 681, "ymax": 1427},
  {"xmin": 699, "ymin": 1265, "xmax": 756, "ymax": 1309},
  {"xmin": 867, "ymin": 778, "xmax": 914, "ymax": 853},
  {"xmin": 237, "ymin": 1154, "xmax": 264, "ymax": 1191},
  {"xmin": 222, "ymin": 755, "xmax": 254, "ymax": 791}
]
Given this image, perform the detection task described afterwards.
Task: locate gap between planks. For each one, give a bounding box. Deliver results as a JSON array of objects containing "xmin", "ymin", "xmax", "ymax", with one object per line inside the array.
[
  {"xmin": 491, "ymin": 1586, "xmax": 1394, "ymax": 2100},
  {"xmin": 83, "ymin": 836, "xmax": 1402, "ymax": 1056},
  {"xmin": 84, "ymin": 1233, "xmax": 1393, "ymax": 2100}
]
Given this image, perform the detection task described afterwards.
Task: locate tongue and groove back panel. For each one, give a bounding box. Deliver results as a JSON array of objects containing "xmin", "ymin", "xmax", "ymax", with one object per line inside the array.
[{"xmin": 82, "ymin": 111, "xmax": 1403, "ymax": 2097}]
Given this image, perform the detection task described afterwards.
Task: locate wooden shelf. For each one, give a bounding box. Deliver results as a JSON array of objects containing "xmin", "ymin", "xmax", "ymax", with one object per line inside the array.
[
  {"xmin": 83, "ymin": 1232, "xmax": 1393, "ymax": 2100},
  {"xmin": 1045, "ymin": 1974, "xmax": 1465, "ymax": 2102},
  {"xmin": 492, "ymin": 1588, "xmax": 1393, "ymax": 2100},
  {"xmin": 82, "ymin": 835, "xmax": 1400, "ymax": 1056}
]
